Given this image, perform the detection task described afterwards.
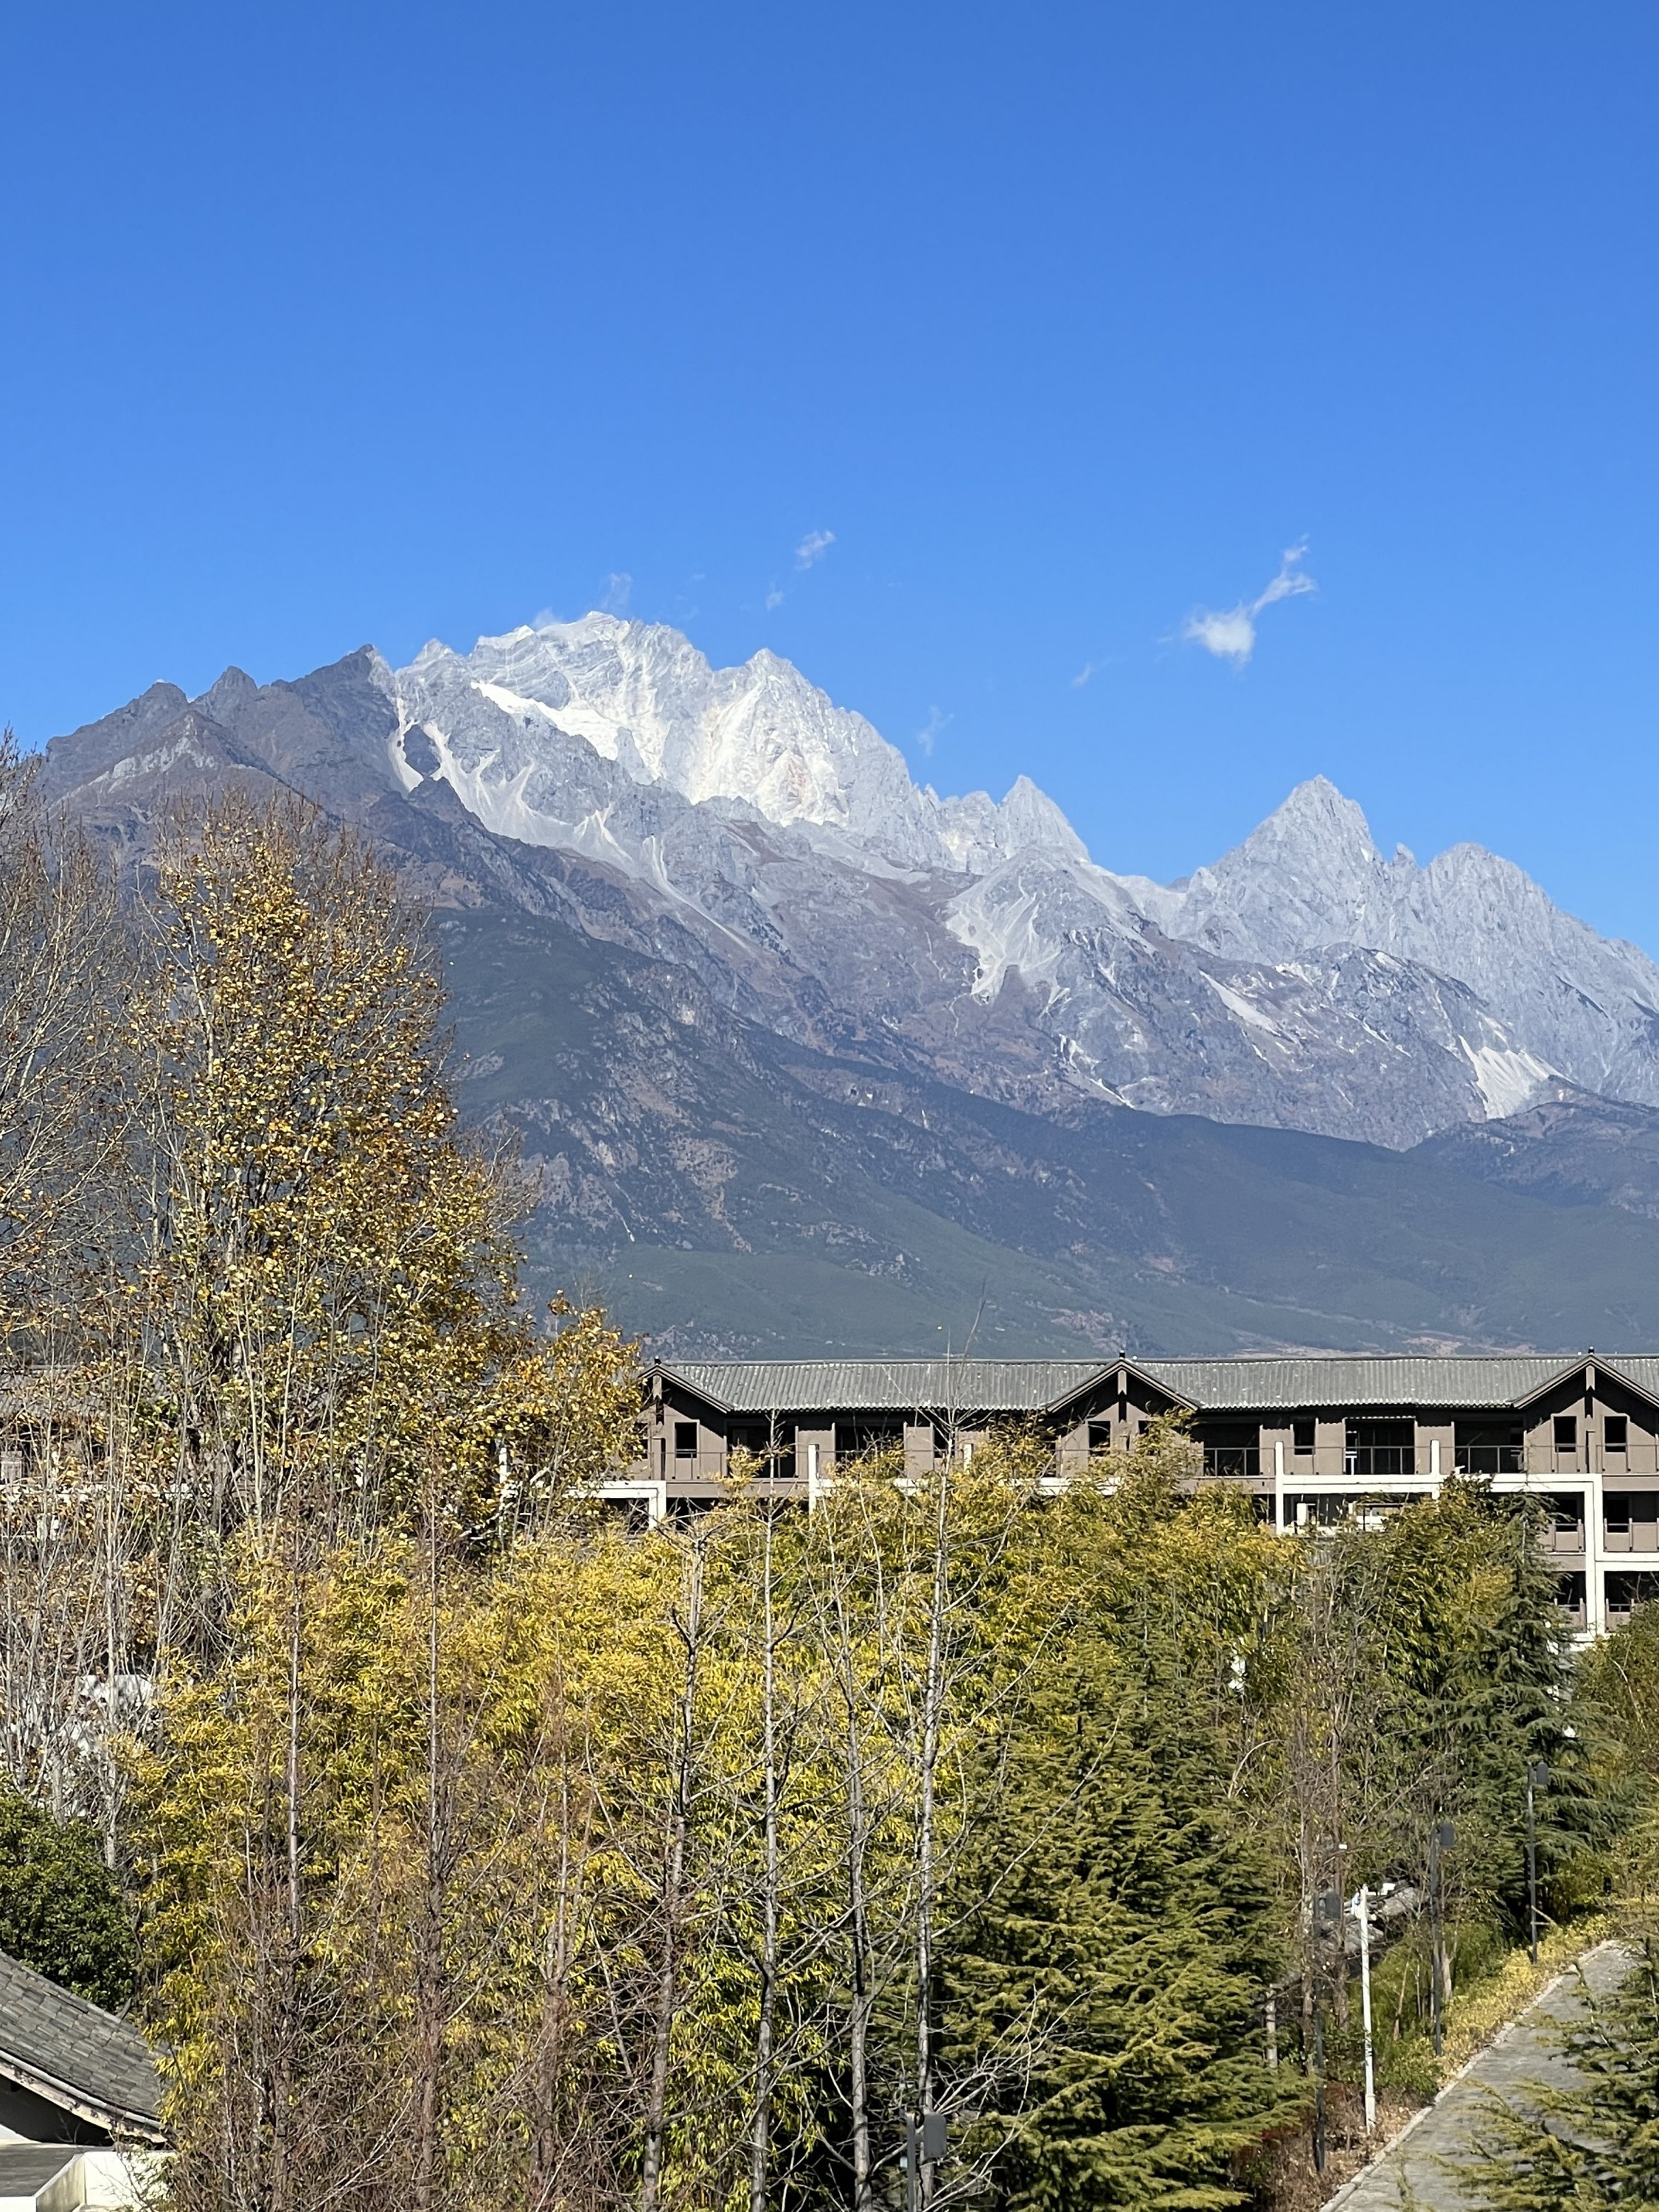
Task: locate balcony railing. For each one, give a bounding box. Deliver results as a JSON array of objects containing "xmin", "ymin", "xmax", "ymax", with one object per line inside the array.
[
  {"xmin": 1454, "ymin": 1445, "xmax": 1524, "ymax": 1475},
  {"xmin": 1203, "ymin": 1447, "xmax": 1260, "ymax": 1478},
  {"xmin": 1343, "ymin": 1447, "xmax": 1416, "ymax": 1476}
]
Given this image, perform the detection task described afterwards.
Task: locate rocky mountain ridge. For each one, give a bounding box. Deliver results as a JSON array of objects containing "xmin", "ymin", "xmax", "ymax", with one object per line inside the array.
[
  {"xmin": 33, "ymin": 615, "xmax": 1659, "ymax": 1353},
  {"xmin": 42, "ymin": 615, "xmax": 1659, "ymax": 1152},
  {"xmin": 373, "ymin": 615, "xmax": 1659, "ymax": 1146}
]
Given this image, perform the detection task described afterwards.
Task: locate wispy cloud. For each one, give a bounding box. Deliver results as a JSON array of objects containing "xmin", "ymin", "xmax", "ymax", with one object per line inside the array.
[
  {"xmin": 1071, "ymin": 661, "xmax": 1096, "ymax": 689},
  {"xmin": 600, "ymin": 571, "xmax": 633, "ymax": 615},
  {"xmin": 765, "ymin": 585, "xmax": 785, "ymax": 611},
  {"xmin": 795, "ymin": 528, "xmax": 836, "ymax": 570},
  {"xmin": 916, "ymin": 706, "xmax": 952, "ymax": 757},
  {"xmin": 1181, "ymin": 543, "xmax": 1315, "ymax": 667}
]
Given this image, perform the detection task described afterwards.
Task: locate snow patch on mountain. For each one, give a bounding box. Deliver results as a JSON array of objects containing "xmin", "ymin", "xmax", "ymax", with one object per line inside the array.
[
  {"xmin": 358, "ymin": 610, "xmax": 1659, "ymax": 1136},
  {"xmin": 389, "ymin": 614, "xmax": 1087, "ymax": 879}
]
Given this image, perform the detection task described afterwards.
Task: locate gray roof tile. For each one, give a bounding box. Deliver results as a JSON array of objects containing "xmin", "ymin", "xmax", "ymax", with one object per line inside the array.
[
  {"xmin": 660, "ymin": 1359, "xmax": 1108, "ymax": 1413},
  {"xmin": 661, "ymin": 1352, "xmax": 1659, "ymax": 1416},
  {"xmin": 0, "ymin": 1952, "xmax": 162, "ymax": 2141}
]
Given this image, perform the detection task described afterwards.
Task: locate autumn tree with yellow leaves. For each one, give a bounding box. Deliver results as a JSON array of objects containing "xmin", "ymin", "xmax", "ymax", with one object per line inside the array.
[{"xmin": 0, "ymin": 759, "xmax": 1625, "ymax": 2212}]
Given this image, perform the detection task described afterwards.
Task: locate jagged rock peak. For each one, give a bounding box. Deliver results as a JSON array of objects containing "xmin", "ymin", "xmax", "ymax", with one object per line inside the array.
[{"xmin": 388, "ymin": 611, "xmax": 1089, "ymax": 875}]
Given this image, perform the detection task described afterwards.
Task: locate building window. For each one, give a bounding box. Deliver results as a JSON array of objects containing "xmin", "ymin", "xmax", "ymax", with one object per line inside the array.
[
  {"xmin": 1554, "ymin": 1415, "xmax": 1578, "ymax": 1454},
  {"xmin": 1087, "ymin": 1422, "xmax": 1110, "ymax": 1454},
  {"xmin": 674, "ymin": 1422, "xmax": 698, "ymax": 1458},
  {"xmin": 1286, "ymin": 1492, "xmax": 1427, "ymax": 1531},
  {"xmin": 1199, "ymin": 1422, "xmax": 1260, "ymax": 1479},
  {"xmin": 1344, "ymin": 1419, "xmax": 1414, "ymax": 1477},
  {"xmin": 1604, "ymin": 1416, "xmax": 1629, "ymax": 1454},
  {"xmin": 1455, "ymin": 1422, "xmax": 1523, "ymax": 1475},
  {"xmin": 1604, "ymin": 1492, "xmax": 1659, "ymax": 1552},
  {"xmin": 1605, "ymin": 1570, "xmax": 1659, "ymax": 1626},
  {"xmin": 1555, "ymin": 1571, "xmax": 1587, "ymax": 1627},
  {"xmin": 1293, "ymin": 1419, "xmax": 1315, "ymax": 1456}
]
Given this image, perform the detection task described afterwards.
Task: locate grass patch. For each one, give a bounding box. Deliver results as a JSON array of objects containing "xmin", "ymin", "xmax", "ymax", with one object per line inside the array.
[{"xmin": 1436, "ymin": 1912, "xmax": 1614, "ymax": 2080}]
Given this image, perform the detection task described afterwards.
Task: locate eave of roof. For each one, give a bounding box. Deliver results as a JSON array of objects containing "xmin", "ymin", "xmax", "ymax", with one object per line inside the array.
[
  {"xmin": 0, "ymin": 2043, "xmax": 164, "ymax": 2146},
  {"xmin": 0, "ymin": 1953, "xmax": 163, "ymax": 2146}
]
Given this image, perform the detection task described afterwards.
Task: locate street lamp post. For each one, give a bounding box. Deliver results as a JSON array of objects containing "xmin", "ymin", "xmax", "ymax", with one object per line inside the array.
[
  {"xmin": 1353, "ymin": 1884, "xmax": 1376, "ymax": 2134},
  {"xmin": 1526, "ymin": 1761, "xmax": 1550, "ymax": 1966}
]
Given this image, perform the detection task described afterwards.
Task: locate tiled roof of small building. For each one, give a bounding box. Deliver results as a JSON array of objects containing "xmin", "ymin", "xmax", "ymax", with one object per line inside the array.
[{"xmin": 0, "ymin": 1951, "xmax": 164, "ymax": 2142}]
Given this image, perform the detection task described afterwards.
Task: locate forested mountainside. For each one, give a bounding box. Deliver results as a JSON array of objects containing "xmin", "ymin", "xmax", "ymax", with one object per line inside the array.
[{"xmin": 39, "ymin": 619, "xmax": 1659, "ymax": 1354}]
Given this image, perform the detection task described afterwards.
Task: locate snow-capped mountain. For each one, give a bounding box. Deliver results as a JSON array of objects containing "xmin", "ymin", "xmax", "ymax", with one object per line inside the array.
[
  {"xmin": 41, "ymin": 611, "xmax": 1659, "ymax": 1353},
  {"xmin": 389, "ymin": 615, "xmax": 1083, "ymax": 877},
  {"xmin": 41, "ymin": 613, "xmax": 1659, "ymax": 1153},
  {"xmin": 354, "ymin": 613, "xmax": 1659, "ymax": 1146},
  {"xmin": 1139, "ymin": 776, "xmax": 1659, "ymax": 1108}
]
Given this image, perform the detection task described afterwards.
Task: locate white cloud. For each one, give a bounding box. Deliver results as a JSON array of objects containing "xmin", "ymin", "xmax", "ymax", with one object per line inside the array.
[
  {"xmin": 601, "ymin": 571, "xmax": 633, "ymax": 614},
  {"xmin": 795, "ymin": 529, "xmax": 836, "ymax": 570},
  {"xmin": 1071, "ymin": 661, "xmax": 1095, "ymax": 689},
  {"xmin": 1181, "ymin": 542, "xmax": 1315, "ymax": 667},
  {"xmin": 916, "ymin": 706, "xmax": 951, "ymax": 757},
  {"xmin": 765, "ymin": 585, "xmax": 785, "ymax": 611}
]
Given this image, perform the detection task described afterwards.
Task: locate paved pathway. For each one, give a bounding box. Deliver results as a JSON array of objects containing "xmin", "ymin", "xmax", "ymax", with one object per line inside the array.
[{"xmin": 1331, "ymin": 1941, "xmax": 1632, "ymax": 2212}]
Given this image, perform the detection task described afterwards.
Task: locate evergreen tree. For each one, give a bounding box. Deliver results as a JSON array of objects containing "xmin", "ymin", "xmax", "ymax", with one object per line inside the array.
[
  {"xmin": 0, "ymin": 1786, "xmax": 136, "ymax": 2008},
  {"xmin": 944, "ymin": 1443, "xmax": 1301, "ymax": 2212}
]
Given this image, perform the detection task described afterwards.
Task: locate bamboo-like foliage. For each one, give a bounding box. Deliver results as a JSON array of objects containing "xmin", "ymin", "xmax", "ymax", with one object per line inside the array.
[{"xmin": 0, "ymin": 748, "xmax": 1624, "ymax": 2212}]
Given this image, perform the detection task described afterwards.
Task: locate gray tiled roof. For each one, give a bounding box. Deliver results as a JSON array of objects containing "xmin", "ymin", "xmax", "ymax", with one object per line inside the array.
[
  {"xmin": 661, "ymin": 1352, "xmax": 1659, "ymax": 1416},
  {"xmin": 0, "ymin": 2145, "xmax": 77, "ymax": 2196},
  {"xmin": 1139, "ymin": 1354, "xmax": 1659, "ymax": 1408},
  {"xmin": 0, "ymin": 1952, "xmax": 163, "ymax": 2142},
  {"xmin": 661, "ymin": 1360, "xmax": 1109, "ymax": 1413}
]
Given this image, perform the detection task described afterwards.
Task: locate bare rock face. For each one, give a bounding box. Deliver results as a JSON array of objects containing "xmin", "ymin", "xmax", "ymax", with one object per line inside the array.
[
  {"xmin": 39, "ymin": 614, "xmax": 1659, "ymax": 1152},
  {"xmin": 35, "ymin": 613, "xmax": 1659, "ymax": 1353}
]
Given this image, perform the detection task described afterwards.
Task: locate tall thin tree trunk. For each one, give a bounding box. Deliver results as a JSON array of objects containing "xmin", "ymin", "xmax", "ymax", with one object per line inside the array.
[
  {"xmin": 914, "ymin": 1473, "xmax": 948, "ymax": 2209},
  {"xmin": 749, "ymin": 1515, "xmax": 782, "ymax": 2212},
  {"xmin": 846, "ymin": 1695, "xmax": 874, "ymax": 2212},
  {"xmin": 410, "ymin": 1528, "xmax": 445, "ymax": 2212},
  {"xmin": 532, "ymin": 1765, "xmax": 579, "ymax": 2207},
  {"xmin": 640, "ymin": 1543, "xmax": 704, "ymax": 2212}
]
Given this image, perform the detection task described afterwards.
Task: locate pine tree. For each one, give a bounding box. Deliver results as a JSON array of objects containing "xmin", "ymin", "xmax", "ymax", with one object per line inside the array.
[{"xmin": 944, "ymin": 1444, "xmax": 1301, "ymax": 2212}]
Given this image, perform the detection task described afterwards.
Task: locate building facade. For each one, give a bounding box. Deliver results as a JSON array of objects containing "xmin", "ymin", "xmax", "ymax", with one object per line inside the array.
[{"xmin": 611, "ymin": 1350, "xmax": 1659, "ymax": 1635}]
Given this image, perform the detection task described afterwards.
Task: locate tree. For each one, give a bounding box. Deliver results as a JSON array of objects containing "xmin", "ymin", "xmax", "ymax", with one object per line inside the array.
[
  {"xmin": 0, "ymin": 1785, "xmax": 136, "ymax": 2008},
  {"xmin": 122, "ymin": 791, "xmax": 570, "ymax": 1551},
  {"xmin": 0, "ymin": 730, "xmax": 122, "ymax": 1346},
  {"xmin": 947, "ymin": 1433, "xmax": 1302, "ymax": 2212}
]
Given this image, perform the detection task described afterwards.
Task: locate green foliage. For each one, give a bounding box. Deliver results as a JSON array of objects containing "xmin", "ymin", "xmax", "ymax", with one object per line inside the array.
[
  {"xmin": 944, "ymin": 1433, "xmax": 1304, "ymax": 2212},
  {"xmin": 0, "ymin": 1787, "xmax": 136, "ymax": 2008},
  {"xmin": 1579, "ymin": 1601, "xmax": 1659, "ymax": 1893}
]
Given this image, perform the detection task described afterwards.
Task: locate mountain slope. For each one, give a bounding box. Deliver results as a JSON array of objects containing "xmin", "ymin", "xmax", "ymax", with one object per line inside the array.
[
  {"xmin": 442, "ymin": 904, "xmax": 1659, "ymax": 1354},
  {"xmin": 1412, "ymin": 1084, "xmax": 1659, "ymax": 1222},
  {"xmin": 35, "ymin": 614, "xmax": 1659, "ymax": 1354}
]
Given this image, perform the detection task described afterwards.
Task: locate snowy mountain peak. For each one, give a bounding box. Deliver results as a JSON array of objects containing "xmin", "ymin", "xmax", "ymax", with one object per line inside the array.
[{"xmin": 386, "ymin": 613, "xmax": 1089, "ymax": 877}]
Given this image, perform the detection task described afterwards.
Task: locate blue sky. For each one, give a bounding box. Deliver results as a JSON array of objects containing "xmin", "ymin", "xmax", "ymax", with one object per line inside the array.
[{"xmin": 4, "ymin": 4, "xmax": 1658, "ymax": 943}]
